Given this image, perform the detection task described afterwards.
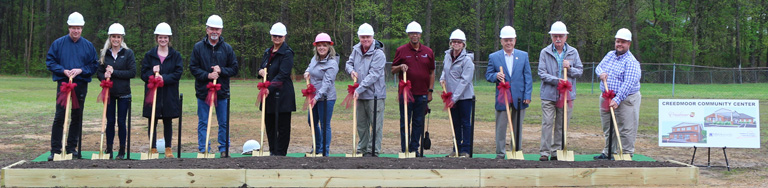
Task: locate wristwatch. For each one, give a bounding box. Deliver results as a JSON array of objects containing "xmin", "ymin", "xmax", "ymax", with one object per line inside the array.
[{"xmin": 428, "ymin": 89, "xmax": 434, "ymax": 93}]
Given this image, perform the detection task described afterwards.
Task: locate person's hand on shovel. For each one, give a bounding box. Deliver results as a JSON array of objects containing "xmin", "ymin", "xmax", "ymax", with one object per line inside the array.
[{"xmin": 105, "ymin": 65, "xmax": 113, "ymax": 78}]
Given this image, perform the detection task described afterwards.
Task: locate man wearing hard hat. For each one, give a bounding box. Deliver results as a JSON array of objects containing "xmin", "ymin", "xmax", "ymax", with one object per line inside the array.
[
  {"xmin": 345, "ymin": 23, "xmax": 387, "ymax": 157},
  {"xmin": 45, "ymin": 12, "xmax": 99, "ymax": 161},
  {"xmin": 537, "ymin": 21, "xmax": 584, "ymax": 161},
  {"xmin": 485, "ymin": 26, "xmax": 532, "ymax": 159},
  {"xmin": 594, "ymin": 28, "xmax": 642, "ymax": 160},
  {"xmin": 391, "ymin": 21, "xmax": 435, "ymax": 156},
  {"xmin": 189, "ymin": 15, "xmax": 239, "ymax": 158}
]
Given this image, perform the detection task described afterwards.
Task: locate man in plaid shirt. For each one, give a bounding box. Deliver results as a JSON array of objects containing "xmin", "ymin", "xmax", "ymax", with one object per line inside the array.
[{"xmin": 594, "ymin": 28, "xmax": 642, "ymax": 160}]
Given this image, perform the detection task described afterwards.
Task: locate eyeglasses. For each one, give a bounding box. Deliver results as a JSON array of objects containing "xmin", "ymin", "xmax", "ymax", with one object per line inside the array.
[
  {"xmin": 451, "ymin": 40, "xmax": 464, "ymax": 44},
  {"xmin": 271, "ymin": 35, "xmax": 284, "ymax": 38}
]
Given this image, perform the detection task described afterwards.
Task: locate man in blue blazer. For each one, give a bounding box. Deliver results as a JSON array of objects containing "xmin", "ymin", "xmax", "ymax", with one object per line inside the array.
[{"xmin": 485, "ymin": 26, "xmax": 533, "ymax": 159}]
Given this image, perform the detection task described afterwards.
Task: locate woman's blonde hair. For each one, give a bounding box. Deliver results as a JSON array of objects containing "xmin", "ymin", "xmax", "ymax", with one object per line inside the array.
[
  {"xmin": 100, "ymin": 35, "xmax": 129, "ymax": 65},
  {"xmin": 313, "ymin": 42, "xmax": 336, "ymax": 61}
]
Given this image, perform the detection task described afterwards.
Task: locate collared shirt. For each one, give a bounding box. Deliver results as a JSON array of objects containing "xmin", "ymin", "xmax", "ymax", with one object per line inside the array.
[
  {"xmin": 504, "ymin": 50, "xmax": 514, "ymax": 76},
  {"xmin": 392, "ymin": 43, "xmax": 435, "ymax": 95},
  {"xmin": 595, "ymin": 50, "xmax": 641, "ymax": 105},
  {"xmin": 552, "ymin": 45, "xmax": 567, "ymax": 77},
  {"xmin": 109, "ymin": 47, "xmax": 122, "ymax": 60}
]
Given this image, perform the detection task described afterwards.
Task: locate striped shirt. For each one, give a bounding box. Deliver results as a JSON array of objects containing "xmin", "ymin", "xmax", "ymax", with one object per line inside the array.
[{"xmin": 595, "ymin": 50, "xmax": 641, "ymax": 105}]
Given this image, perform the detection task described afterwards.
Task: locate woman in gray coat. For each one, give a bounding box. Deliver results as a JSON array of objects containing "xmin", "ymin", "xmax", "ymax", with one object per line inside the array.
[
  {"xmin": 439, "ymin": 29, "xmax": 475, "ymax": 157},
  {"xmin": 303, "ymin": 33, "xmax": 339, "ymax": 157}
]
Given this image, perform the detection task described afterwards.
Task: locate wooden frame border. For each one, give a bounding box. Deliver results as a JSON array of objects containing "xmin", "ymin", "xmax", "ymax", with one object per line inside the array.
[{"xmin": 2, "ymin": 160, "xmax": 697, "ymax": 187}]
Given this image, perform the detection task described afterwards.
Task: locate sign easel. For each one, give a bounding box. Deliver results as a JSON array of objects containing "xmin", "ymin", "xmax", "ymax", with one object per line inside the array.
[{"xmin": 690, "ymin": 146, "xmax": 730, "ymax": 171}]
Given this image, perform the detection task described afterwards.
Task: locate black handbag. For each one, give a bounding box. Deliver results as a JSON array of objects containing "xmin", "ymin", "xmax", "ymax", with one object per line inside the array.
[{"xmin": 422, "ymin": 107, "xmax": 432, "ymax": 150}]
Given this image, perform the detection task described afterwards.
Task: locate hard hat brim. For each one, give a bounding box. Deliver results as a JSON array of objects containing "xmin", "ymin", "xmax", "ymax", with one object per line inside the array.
[
  {"xmin": 548, "ymin": 31, "xmax": 569, "ymax": 34},
  {"xmin": 313, "ymin": 41, "xmax": 334, "ymax": 46},
  {"xmin": 207, "ymin": 24, "xmax": 223, "ymax": 29}
]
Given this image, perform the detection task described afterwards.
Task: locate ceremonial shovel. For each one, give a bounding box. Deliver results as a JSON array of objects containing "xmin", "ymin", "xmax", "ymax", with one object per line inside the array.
[
  {"xmin": 92, "ymin": 78, "xmax": 111, "ymax": 160},
  {"xmin": 305, "ymin": 76, "xmax": 321, "ymax": 157},
  {"xmin": 345, "ymin": 77, "xmax": 362, "ymax": 157},
  {"xmin": 441, "ymin": 82, "xmax": 460, "ymax": 158},
  {"xmin": 196, "ymin": 79, "xmax": 218, "ymax": 159},
  {"xmin": 500, "ymin": 67, "xmax": 524, "ymax": 160},
  {"xmin": 141, "ymin": 73, "xmax": 160, "ymax": 160},
  {"xmin": 556, "ymin": 67, "xmax": 575, "ymax": 161},
  {"xmin": 53, "ymin": 77, "xmax": 75, "ymax": 161},
  {"xmin": 603, "ymin": 80, "xmax": 631, "ymax": 161},
  {"xmin": 253, "ymin": 68, "xmax": 270, "ymax": 156},
  {"xmin": 398, "ymin": 72, "xmax": 415, "ymax": 158}
]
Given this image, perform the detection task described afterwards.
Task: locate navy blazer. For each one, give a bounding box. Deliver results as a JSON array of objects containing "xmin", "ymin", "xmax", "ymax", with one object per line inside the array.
[{"xmin": 485, "ymin": 49, "xmax": 533, "ymax": 111}]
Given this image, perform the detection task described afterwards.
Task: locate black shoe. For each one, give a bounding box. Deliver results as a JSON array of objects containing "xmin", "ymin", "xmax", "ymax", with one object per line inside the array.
[
  {"xmin": 70, "ymin": 151, "xmax": 81, "ymax": 159},
  {"xmin": 372, "ymin": 153, "xmax": 379, "ymax": 157},
  {"xmin": 495, "ymin": 155, "xmax": 505, "ymax": 159},
  {"xmin": 550, "ymin": 156, "xmax": 558, "ymax": 161},
  {"xmin": 220, "ymin": 152, "xmax": 230, "ymax": 158},
  {"xmin": 47, "ymin": 153, "xmax": 55, "ymax": 161},
  {"xmin": 539, "ymin": 155, "xmax": 549, "ymax": 161},
  {"xmin": 593, "ymin": 153, "xmax": 611, "ymax": 160},
  {"xmin": 115, "ymin": 153, "xmax": 125, "ymax": 160},
  {"xmin": 363, "ymin": 152, "xmax": 373, "ymax": 157}
]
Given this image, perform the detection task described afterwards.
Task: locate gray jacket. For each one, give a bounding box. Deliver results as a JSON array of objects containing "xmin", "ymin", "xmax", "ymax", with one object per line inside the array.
[
  {"xmin": 305, "ymin": 54, "xmax": 339, "ymax": 101},
  {"xmin": 345, "ymin": 40, "xmax": 387, "ymax": 100},
  {"xmin": 439, "ymin": 49, "xmax": 475, "ymax": 102},
  {"xmin": 538, "ymin": 43, "xmax": 583, "ymax": 102}
]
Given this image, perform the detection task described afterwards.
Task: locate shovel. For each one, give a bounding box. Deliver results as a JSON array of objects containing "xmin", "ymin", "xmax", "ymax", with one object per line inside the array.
[
  {"xmin": 197, "ymin": 79, "xmax": 218, "ymax": 159},
  {"xmin": 53, "ymin": 77, "xmax": 75, "ymax": 161},
  {"xmin": 441, "ymin": 82, "xmax": 460, "ymax": 158},
  {"xmin": 500, "ymin": 67, "xmax": 524, "ymax": 160},
  {"xmin": 92, "ymin": 78, "xmax": 111, "ymax": 160},
  {"xmin": 556, "ymin": 67, "xmax": 575, "ymax": 161},
  {"xmin": 346, "ymin": 77, "xmax": 362, "ymax": 157},
  {"xmin": 398, "ymin": 72, "xmax": 415, "ymax": 158},
  {"xmin": 305, "ymin": 76, "xmax": 321, "ymax": 157},
  {"xmin": 253, "ymin": 68, "xmax": 271, "ymax": 156},
  {"xmin": 141, "ymin": 73, "xmax": 161, "ymax": 160},
  {"xmin": 603, "ymin": 80, "xmax": 632, "ymax": 161}
]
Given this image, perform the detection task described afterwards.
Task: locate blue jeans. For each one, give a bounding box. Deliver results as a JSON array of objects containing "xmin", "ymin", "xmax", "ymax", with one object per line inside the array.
[
  {"xmin": 399, "ymin": 95, "xmax": 427, "ymax": 152},
  {"xmin": 197, "ymin": 98, "xmax": 228, "ymax": 153},
  {"xmin": 105, "ymin": 97, "xmax": 130, "ymax": 152},
  {"xmin": 451, "ymin": 99, "xmax": 473, "ymax": 154},
  {"xmin": 307, "ymin": 100, "xmax": 335, "ymax": 156}
]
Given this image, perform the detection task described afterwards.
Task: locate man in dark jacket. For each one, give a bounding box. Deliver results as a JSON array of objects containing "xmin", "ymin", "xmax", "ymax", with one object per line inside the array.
[
  {"xmin": 189, "ymin": 15, "xmax": 239, "ymax": 157},
  {"xmin": 46, "ymin": 12, "xmax": 99, "ymax": 161}
]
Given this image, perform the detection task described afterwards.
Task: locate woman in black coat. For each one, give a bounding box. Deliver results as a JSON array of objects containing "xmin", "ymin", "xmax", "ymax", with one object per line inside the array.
[
  {"xmin": 141, "ymin": 22, "xmax": 183, "ymax": 158},
  {"xmin": 96, "ymin": 23, "xmax": 136, "ymax": 159},
  {"xmin": 257, "ymin": 22, "xmax": 296, "ymax": 156}
]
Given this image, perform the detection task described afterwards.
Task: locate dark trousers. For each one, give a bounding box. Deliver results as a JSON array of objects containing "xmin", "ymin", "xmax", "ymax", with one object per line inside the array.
[
  {"xmin": 50, "ymin": 81, "xmax": 88, "ymax": 154},
  {"xmin": 451, "ymin": 99, "xmax": 473, "ymax": 154},
  {"xmin": 399, "ymin": 95, "xmax": 427, "ymax": 152},
  {"xmin": 266, "ymin": 112, "xmax": 291, "ymax": 156},
  {"xmin": 147, "ymin": 118, "xmax": 173, "ymax": 149},
  {"xmin": 105, "ymin": 97, "xmax": 130, "ymax": 153}
]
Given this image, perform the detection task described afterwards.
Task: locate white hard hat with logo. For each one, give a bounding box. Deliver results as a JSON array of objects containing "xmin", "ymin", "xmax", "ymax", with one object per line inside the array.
[
  {"xmin": 108, "ymin": 23, "xmax": 125, "ymax": 35},
  {"xmin": 67, "ymin": 12, "xmax": 85, "ymax": 26},
  {"xmin": 405, "ymin": 21, "xmax": 422, "ymax": 33},
  {"xmin": 615, "ymin": 28, "xmax": 632, "ymax": 41},
  {"xmin": 270, "ymin": 22, "xmax": 287, "ymax": 36},
  {"xmin": 499, "ymin": 26, "xmax": 516, "ymax": 38},
  {"xmin": 154, "ymin": 22, "xmax": 173, "ymax": 36},
  {"xmin": 548, "ymin": 21, "xmax": 569, "ymax": 35},
  {"xmin": 242, "ymin": 140, "xmax": 261, "ymax": 154},
  {"xmin": 357, "ymin": 23, "xmax": 375, "ymax": 36},
  {"xmin": 206, "ymin": 15, "xmax": 224, "ymax": 28},
  {"xmin": 449, "ymin": 29, "xmax": 466, "ymax": 41}
]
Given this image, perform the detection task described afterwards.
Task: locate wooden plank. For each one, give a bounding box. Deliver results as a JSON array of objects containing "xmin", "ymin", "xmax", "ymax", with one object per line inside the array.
[
  {"xmin": 2, "ymin": 160, "xmax": 26, "ymax": 187},
  {"xmin": 481, "ymin": 167, "xmax": 697, "ymax": 187},
  {"xmin": 245, "ymin": 169, "xmax": 480, "ymax": 187},
  {"xmin": 3, "ymin": 169, "xmax": 245, "ymax": 187}
]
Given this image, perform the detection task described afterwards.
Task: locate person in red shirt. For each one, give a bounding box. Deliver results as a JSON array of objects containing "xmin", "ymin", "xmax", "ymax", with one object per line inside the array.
[{"xmin": 391, "ymin": 21, "xmax": 435, "ymax": 156}]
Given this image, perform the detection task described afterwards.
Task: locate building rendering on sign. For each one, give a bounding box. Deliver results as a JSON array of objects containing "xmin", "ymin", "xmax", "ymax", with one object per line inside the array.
[
  {"xmin": 664, "ymin": 122, "xmax": 704, "ymax": 143},
  {"xmin": 704, "ymin": 108, "xmax": 755, "ymax": 126}
]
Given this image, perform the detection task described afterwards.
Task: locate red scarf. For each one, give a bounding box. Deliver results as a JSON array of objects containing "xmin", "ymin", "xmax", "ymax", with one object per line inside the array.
[
  {"xmin": 97, "ymin": 80, "xmax": 113, "ymax": 104},
  {"xmin": 56, "ymin": 82, "xmax": 80, "ymax": 109}
]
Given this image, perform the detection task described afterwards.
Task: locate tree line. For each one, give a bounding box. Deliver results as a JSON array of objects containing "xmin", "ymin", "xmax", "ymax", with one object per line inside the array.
[{"xmin": 1, "ymin": 0, "xmax": 766, "ymax": 78}]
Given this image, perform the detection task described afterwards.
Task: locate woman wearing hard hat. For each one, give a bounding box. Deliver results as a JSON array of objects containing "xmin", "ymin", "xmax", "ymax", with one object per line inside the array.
[
  {"xmin": 258, "ymin": 22, "xmax": 296, "ymax": 156},
  {"xmin": 96, "ymin": 23, "xmax": 136, "ymax": 159},
  {"xmin": 140, "ymin": 22, "xmax": 184, "ymax": 158},
  {"xmin": 439, "ymin": 29, "xmax": 475, "ymax": 158},
  {"xmin": 303, "ymin": 33, "xmax": 339, "ymax": 157}
]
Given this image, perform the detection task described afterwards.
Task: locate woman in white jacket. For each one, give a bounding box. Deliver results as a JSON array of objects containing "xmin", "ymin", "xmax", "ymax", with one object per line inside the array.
[{"xmin": 439, "ymin": 29, "xmax": 475, "ymax": 157}]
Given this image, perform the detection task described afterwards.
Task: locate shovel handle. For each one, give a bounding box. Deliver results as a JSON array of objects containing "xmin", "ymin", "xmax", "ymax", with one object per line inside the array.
[{"xmin": 603, "ymin": 80, "xmax": 626, "ymax": 157}]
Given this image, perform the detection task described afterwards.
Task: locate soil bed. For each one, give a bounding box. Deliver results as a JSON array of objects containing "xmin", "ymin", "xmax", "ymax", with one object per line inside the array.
[{"xmin": 14, "ymin": 157, "xmax": 685, "ymax": 169}]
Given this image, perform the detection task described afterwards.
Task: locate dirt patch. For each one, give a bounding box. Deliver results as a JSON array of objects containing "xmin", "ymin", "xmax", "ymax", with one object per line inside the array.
[{"xmin": 15, "ymin": 157, "xmax": 684, "ymax": 169}]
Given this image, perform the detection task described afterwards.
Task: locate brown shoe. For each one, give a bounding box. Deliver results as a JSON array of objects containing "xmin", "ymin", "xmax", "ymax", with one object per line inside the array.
[
  {"xmin": 150, "ymin": 148, "xmax": 158, "ymax": 154},
  {"xmin": 539, "ymin": 155, "xmax": 549, "ymax": 161},
  {"xmin": 165, "ymin": 147, "xmax": 174, "ymax": 158},
  {"xmin": 550, "ymin": 156, "xmax": 558, "ymax": 161}
]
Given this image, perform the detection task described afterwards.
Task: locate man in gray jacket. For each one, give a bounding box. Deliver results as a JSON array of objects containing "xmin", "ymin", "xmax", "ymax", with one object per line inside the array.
[
  {"xmin": 537, "ymin": 21, "xmax": 583, "ymax": 161},
  {"xmin": 346, "ymin": 23, "xmax": 387, "ymax": 157}
]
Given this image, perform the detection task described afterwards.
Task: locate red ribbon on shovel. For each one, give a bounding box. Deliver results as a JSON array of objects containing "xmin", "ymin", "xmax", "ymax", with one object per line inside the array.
[
  {"xmin": 144, "ymin": 75, "xmax": 164, "ymax": 105},
  {"xmin": 57, "ymin": 81, "xmax": 80, "ymax": 109},
  {"xmin": 601, "ymin": 90, "xmax": 616, "ymax": 112},
  {"xmin": 441, "ymin": 91, "xmax": 453, "ymax": 110},
  {"xmin": 556, "ymin": 80, "xmax": 573, "ymax": 108},
  {"xmin": 206, "ymin": 82, "xmax": 221, "ymax": 106},
  {"xmin": 97, "ymin": 79, "xmax": 113, "ymax": 104},
  {"xmin": 496, "ymin": 81, "xmax": 512, "ymax": 104},
  {"xmin": 398, "ymin": 80, "xmax": 414, "ymax": 103},
  {"xmin": 340, "ymin": 82, "xmax": 359, "ymax": 109},
  {"xmin": 301, "ymin": 84, "xmax": 317, "ymax": 110},
  {"xmin": 256, "ymin": 81, "xmax": 271, "ymax": 104}
]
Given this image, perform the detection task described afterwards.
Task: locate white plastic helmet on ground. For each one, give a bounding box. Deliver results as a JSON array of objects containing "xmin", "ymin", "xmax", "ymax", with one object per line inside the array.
[
  {"xmin": 549, "ymin": 21, "xmax": 569, "ymax": 35},
  {"xmin": 154, "ymin": 22, "xmax": 172, "ymax": 35},
  {"xmin": 242, "ymin": 140, "xmax": 261, "ymax": 154},
  {"xmin": 108, "ymin": 23, "xmax": 125, "ymax": 35},
  {"xmin": 499, "ymin": 26, "xmax": 516, "ymax": 38},
  {"xmin": 206, "ymin": 15, "xmax": 223, "ymax": 28},
  {"xmin": 615, "ymin": 28, "xmax": 632, "ymax": 41},
  {"xmin": 67, "ymin": 12, "xmax": 85, "ymax": 26},
  {"xmin": 270, "ymin": 22, "xmax": 287, "ymax": 36},
  {"xmin": 449, "ymin": 29, "xmax": 466, "ymax": 41},
  {"xmin": 405, "ymin": 21, "xmax": 422, "ymax": 33},
  {"xmin": 357, "ymin": 23, "xmax": 374, "ymax": 36}
]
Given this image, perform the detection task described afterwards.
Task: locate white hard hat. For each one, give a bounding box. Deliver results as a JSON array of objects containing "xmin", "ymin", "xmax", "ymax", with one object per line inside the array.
[
  {"xmin": 242, "ymin": 140, "xmax": 261, "ymax": 154},
  {"xmin": 270, "ymin": 22, "xmax": 287, "ymax": 36},
  {"xmin": 67, "ymin": 12, "xmax": 85, "ymax": 26},
  {"xmin": 499, "ymin": 26, "xmax": 516, "ymax": 38},
  {"xmin": 548, "ymin": 21, "xmax": 569, "ymax": 34},
  {"xmin": 154, "ymin": 22, "xmax": 172, "ymax": 35},
  {"xmin": 206, "ymin": 15, "xmax": 224, "ymax": 28},
  {"xmin": 405, "ymin": 21, "xmax": 422, "ymax": 33},
  {"xmin": 357, "ymin": 23, "xmax": 375, "ymax": 36},
  {"xmin": 615, "ymin": 28, "xmax": 632, "ymax": 41},
  {"xmin": 108, "ymin": 23, "xmax": 125, "ymax": 35},
  {"xmin": 449, "ymin": 29, "xmax": 466, "ymax": 41}
]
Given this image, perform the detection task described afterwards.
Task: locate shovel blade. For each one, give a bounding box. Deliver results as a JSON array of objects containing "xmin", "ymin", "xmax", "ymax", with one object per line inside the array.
[
  {"xmin": 556, "ymin": 150, "xmax": 575, "ymax": 161},
  {"xmin": 196, "ymin": 152, "xmax": 216, "ymax": 158},
  {"xmin": 53, "ymin": 153, "xmax": 73, "ymax": 161},
  {"xmin": 140, "ymin": 153, "xmax": 159, "ymax": 160},
  {"xmin": 397, "ymin": 152, "xmax": 417, "ymax": 158},
  {"xmin": 345, "ymin": 153, "xmax": 362, "ymax": 157},
  {"xmin": 305, "ymin": 153, "xmax": 322, "ymax": 157},
  {"xmin": 613, "ymin": 154, "xmax": 632, "ymax": 161},
  {"xmin": 91, "ymin": 153, "xmax": 110, "ymax": 160},
  {"xmin": 251, "ymin": 151, "xmax": 271, "ymax": 157},
  {"xmin": 505, "ymin": 151, "xmax": 525, "ymax": 160}
]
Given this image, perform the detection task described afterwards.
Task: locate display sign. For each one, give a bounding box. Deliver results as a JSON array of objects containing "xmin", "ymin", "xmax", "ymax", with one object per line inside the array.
[{"xmin": 658, "ymin": 99, "xmax": 760, "ymax": 148}]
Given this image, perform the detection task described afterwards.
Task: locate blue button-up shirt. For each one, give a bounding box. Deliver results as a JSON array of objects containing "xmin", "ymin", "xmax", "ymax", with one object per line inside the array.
[{"xmin": 595, "ymin": 50, "xmax": 641, "ymax": 105}]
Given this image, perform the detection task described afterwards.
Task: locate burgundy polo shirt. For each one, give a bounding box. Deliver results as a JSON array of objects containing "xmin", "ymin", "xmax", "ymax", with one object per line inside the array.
[{"xmin": 393, "ymin": 43, "xmax": 435, "ymax": 95}]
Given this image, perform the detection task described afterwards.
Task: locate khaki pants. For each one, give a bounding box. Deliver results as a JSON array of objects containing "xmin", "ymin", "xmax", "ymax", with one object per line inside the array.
[
  {"xmin": 599, "ymin": 92, "xmax": 641, "ymax": 155},
  {"xmin": 540, "ymin": 100, "xmax": 572, "ymax": 157},
  {"xmin": 356, "ymin": 99, "xmax": 385, "ymax": 154}
]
